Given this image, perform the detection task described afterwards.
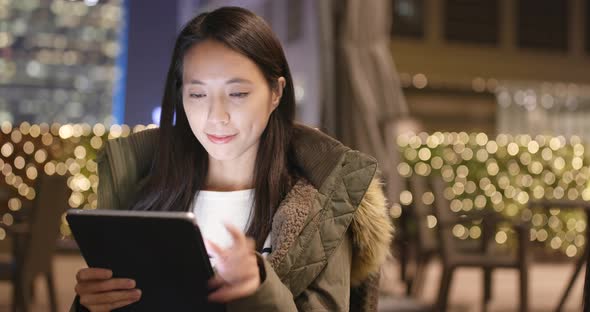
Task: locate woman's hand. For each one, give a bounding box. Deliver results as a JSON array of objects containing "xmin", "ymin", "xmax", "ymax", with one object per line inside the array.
[
  {"xmin": 75, "ymin": 268, "xmax": 142, "ymax": 311},
  {"xmin": 206, "ymin": 223, "xmax": 261, "ymax": 303}
]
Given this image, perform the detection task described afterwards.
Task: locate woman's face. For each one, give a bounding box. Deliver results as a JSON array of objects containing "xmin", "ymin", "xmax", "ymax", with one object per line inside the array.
[{"xmin": 182, "ymin": 40, "xmax": 284, "ymax": 162}]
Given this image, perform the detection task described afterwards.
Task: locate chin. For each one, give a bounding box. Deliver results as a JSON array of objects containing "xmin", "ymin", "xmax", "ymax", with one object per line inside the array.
[{"xmin": 205, "ymin": 147, "xmax": 241, "ymax": 161}]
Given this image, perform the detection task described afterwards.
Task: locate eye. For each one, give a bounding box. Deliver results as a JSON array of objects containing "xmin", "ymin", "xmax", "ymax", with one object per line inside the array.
[
  {"xmin": 189, "ymin": 93, "xmax": 206, "ymax": 99},
  {"xmin": 230, "ymin": 92, "xmax": 249, "ymax": 98}
]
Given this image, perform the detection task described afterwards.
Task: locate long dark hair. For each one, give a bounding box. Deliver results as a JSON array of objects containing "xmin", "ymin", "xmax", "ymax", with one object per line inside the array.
[{"xmin": 133, "ymin": 7, "xmax": 296, "ymax": 249}]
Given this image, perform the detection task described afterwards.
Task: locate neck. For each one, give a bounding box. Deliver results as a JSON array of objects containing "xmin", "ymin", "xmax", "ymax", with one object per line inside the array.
[{"xmin": 204, "ymin": 149, "xmax": 257, "ymax": 192}]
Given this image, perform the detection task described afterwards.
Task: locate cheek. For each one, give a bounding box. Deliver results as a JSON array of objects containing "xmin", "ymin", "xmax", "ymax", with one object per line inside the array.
[{"xmin": 239, "ymin": 101, "xmax": 274, "ymax": 132}]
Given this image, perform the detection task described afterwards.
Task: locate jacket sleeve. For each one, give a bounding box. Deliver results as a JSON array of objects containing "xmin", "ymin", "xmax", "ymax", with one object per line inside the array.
[{"xmin": 227, "ymin": 234, "xmax": 352, "ymax": 312}]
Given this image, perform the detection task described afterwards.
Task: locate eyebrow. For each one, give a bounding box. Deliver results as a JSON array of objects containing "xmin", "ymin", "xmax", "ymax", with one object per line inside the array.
[{"xmin": 187, "ymin": 78, "xmax": 253, "ymax": 85}]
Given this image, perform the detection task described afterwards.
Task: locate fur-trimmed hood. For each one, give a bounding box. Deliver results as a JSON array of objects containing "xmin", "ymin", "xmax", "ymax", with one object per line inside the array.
[{"xmin": 268, "ymin": 176, "xmax": 392, "ymax": 286}]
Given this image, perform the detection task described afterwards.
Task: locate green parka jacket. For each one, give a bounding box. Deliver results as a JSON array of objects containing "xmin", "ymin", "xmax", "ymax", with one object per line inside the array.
[{"xmin": 71, "ymin": 124, "xmax": 393, "ymax": 311}]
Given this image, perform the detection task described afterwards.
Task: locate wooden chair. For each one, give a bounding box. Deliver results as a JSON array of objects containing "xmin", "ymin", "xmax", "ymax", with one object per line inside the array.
[
  {"xmin": 423, "ymin": 175, "xmax": 530, "ymax": 312},
  {"xmin": 0, "ymin": 173, "xmax": 70, "ymax": 312}
]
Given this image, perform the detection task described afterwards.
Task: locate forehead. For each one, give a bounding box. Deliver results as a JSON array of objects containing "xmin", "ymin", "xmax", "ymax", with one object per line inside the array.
[{"xmin": 182, "ymin": 40, "xmax": 264, "ymax": 82}]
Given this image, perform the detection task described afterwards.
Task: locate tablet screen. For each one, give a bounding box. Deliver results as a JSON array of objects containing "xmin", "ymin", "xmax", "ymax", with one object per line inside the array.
[{"xmin": 67, "ymin": 209, "xmax": 225, "ymax": 311}]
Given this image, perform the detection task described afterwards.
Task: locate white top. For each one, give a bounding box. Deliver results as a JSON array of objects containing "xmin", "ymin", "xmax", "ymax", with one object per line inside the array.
[{"xmin": 192, "ymin": 189, "xmax": 271, "ymax": 267}]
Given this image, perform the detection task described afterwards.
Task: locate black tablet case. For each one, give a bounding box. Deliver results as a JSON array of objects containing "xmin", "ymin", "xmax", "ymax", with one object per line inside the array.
[{"xmin": 67, "ymin": 210, "xmax": 226, "ymax": 311}]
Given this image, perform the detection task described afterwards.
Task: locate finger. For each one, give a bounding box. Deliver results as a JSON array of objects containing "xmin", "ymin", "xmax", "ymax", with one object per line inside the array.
[
  {"xmin": 87, "ymin": 298, "xmax": 139, "ymax": 312},
  {"xmin": 205, "ymin": 239, "xmax": 226, "ymax": 260},
  {"xmin": 226, "ymin": 255, "xmax": 260, "ymax": 283},
  {"xmin": 76, "ymin": 278, "xmax": 136, "ymax": 295},
  {"xmin": 76, "ymin": 268, "xmax": 113, "ymax": 282},
  {"xmin": 224, "ymin": 223, "xmax": 247, "ymax": 246},
  {"xmin": 80, "ymin": 289, "xmax": 141, "ymax": 306},
  {"xmin": 208, "ymin": 278, "xmax": 259, "ymax": 302},
  {"xmin": 207, "ymin": 275, "xmax": 225, "ymax": 289}
]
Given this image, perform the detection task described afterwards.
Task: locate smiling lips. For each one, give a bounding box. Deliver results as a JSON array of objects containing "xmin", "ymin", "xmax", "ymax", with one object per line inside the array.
[{"xmin": 206, "ymin": 133, "xmax": 237, "ymax": 144}]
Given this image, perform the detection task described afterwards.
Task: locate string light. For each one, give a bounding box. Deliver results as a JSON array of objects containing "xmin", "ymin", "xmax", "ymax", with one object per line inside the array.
[{"xmin": 399, "ymin": 130, "xmax": 590, "ymax": 256}]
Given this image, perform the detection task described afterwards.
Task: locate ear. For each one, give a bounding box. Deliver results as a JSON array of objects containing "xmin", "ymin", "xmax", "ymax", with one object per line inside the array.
[{"xmin": 271, "ymin": 77, "xmax": 286, "ymax": 110}]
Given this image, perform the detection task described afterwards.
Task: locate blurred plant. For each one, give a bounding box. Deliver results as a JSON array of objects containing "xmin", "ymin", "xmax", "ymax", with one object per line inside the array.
[{"xmin": 396, "ymin": 131, "xmax": 587, "ymax": 258}]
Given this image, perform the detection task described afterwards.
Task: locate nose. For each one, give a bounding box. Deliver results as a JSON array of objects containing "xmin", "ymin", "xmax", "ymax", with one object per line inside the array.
[{"xmin": 208, "ymin": 97, "xmax": 230, "ymax": 125}]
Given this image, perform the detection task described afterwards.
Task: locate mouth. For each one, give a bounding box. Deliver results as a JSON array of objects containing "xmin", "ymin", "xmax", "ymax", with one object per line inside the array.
[{"xmin": 206, "ymin": 133, "xmax": 237, "ymax": 144}]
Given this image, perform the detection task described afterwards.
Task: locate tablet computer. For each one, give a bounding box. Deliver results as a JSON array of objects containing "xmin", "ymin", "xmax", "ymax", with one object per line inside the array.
[{"xmin": 66, "ymin": 209, "xmax": 225, "ymax": 311}]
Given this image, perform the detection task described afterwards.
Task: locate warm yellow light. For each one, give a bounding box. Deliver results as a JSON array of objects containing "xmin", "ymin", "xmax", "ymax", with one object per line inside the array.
[
  {"xmin": 25, "ymin": 188, "xmax": 36, "ymax": 200},
  {"xmin": 476, "ymin": 149, "xmax": 489, "ymax": 162},
  {"xmin": 549, "ymin": 137, "xmax": 561, "ymax": 151},
  {"xmin": 109, "ymin": 124, "xmax": 122, "ymax": 138},
  {"xmin": 8, "ymin": 198, "xmax": 21, "ymax": 211},
  {"xmin": 516, "ymin": 191, "xmax": 530, "ymax": 204},
  {"xmin": 29, "ymin": 124, "xmax": 41, "ymax": 138},
  {"xmin": 44, "ymin": 161, "xmax": 56, "ymax": 175},
  {"xmin": 486, "ymin": 162, "xmax": 499, "ymax": 176},
  {"xmin": 418, "ymin": 147, "xmax": 431, "ymax": 161},
  {"xmin": 427, "ymin": 215, "xmax": 437, "ymax": 228},
  {"xmin": 453, "ymin": 224, "xmax": 466, "ymax": 238},
  {"xmin": 422, "ymin": 191, "xmax": 434, "ymax": 205},
  {"xmin": 74, "ymin": 145, "xmax": 87, "ymax": 159},
  {"xmin": 527, "ymin": 141, "xmax": 539, "ymax": 154},
  {"xmin": 475, "ymin": 133, "xmax": 488, "ymax": 146},
  {"xmin": 10, "ymin": 130, "xmax": 22, "ymax": 143},
  {"xmin": 59, "ymin": 124, "xmax": 74, "ymax": 139},
  {"xmin": 41, "ymin": 133, "xmax": 54, "ymax": 146},
  {"xmin": 412, "ymin": 73, "xmax": 428, "ymax": 89},
  {"xmin": 537, "ymin": 229, "xmax": 548, "ymax": 242},
  {"xmin": 14, "ymin": 156, "xmax": 25, "ymax": 170},
  {"xmin": 462, "ymin": 198, "xmax": 474, "ymax": 211},
  {"xmin": 404, "ymin": 149, "xmax": 417, "ymax": 161},
  {"xmin": 90, "ymin": 136, "xmax": 103, "ymax": 150},
  {"xmin": 56, "ymin": 162, "xmax": 67, "ymax": 175},
  {"xmin": 495, "ymin": 231, "xmax": 507, "ymax": 244},
  {"xmin": 1, "ymin": 121, "xmax": 12, "ymax": 134},
  {"xmin": 397, "ymin": 163, "xmax": 411, "ymax": 177},
  {"xmin": 456, "ymin": 165, "xmax": 469, "ymax": 178},
  {"xmin": 22, "ymin": 141, "xmax": 35, "ymax": 155},
  {"xmin": 34, "ymin": 149, "xmax": 47, "ymax": 163},
  {"xmin": 572, "ymin": 157, "xmax": 583, "ymax": 170},
  {"xmin": 71, "ymin": 124, "xmax": 83, "ymax": 137},
  {"xmin": 2, "ymin": 163, "xmax": 12, "ymax": 176},
  {"xmin": 430, "ymin": 156, "xmax": 443, "ymax": 170},
  {"xmin": 414, "ymin": 162, "xmax": 431, "ymax": 176},
  {"xmin": 39, "ymin": 123, "xmax": 50, "ymax": 134},
  {"xmin": 19, "ymin": 122, "xmax": 31, "ymax": 135},
  {"xmin": 573, "ymin": 143, "xmax": 584, "ymax": 157},
  {"xmin": 26, "ymin": 166, "xmax": 38, "ymax": 180},
  {"xmin": 18, "ymin": 184, "xmax": 28, "ymax": 196},
  {"xmin": 533, "ymin": 185, "xmax": 545, "ymax": 199},
  {"xmin": 450, "ymin": 199, "xmax": 462, "ymax": 212},
  {"xmin": 2, "ymin": 213, "xmax": 13, "ymax": 226},
  {"xmin": 566, "ymin": 245, "xmax": 578, "ymax": 257},
  {"xmin": 133, "ymin": 125, "xmax": 146, "ymax": 133},
  {"xmin": 121, "ymin": 124, "xmax": 131, "ymax": 137},
  {"xmin": 469, "ymin": 226, "xmax": 482, "ymax": 239},
  {"xmin": 507, "ymin": 142, "xmax": 519, "ymax": 156},
  {"xmin": 1, "ymin": 142, "xmax": 14, "ymax": 157},
  {"xmin": 474, "ymin": 195, "xmax": 487, "ymax": 209},
  {"xmin": 93, "ymin": 123, "xmax": 106, "ymax": 137},
  {"xmin": 550, "ymin": 237, "xmax": 562, "ymax": 249},
  {"xmin": 390, "ymin": 203, "xmax": 402, "ymax": 218},
  {"xmin": 399, "ymin": 190, "xmax": 413, "ymax": 205}
]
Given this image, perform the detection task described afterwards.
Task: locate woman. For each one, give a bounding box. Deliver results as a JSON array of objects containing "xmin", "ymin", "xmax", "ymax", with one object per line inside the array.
[{"xmin": 72, "ymin": 6, "xmax": 392, "ymax": 311}]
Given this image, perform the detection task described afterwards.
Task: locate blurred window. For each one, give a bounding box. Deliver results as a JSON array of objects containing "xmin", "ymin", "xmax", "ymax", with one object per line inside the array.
[
  {"xmin": 517, "ymin": 0, "xmax": 568, "ymax": 51},
  {"xmin": 444, "ymin": 0, "xmax": 499, "ymax": 45},
  {"xmin": 392, "ymin": 0, "xmax": 425, "ymax": 38}
]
